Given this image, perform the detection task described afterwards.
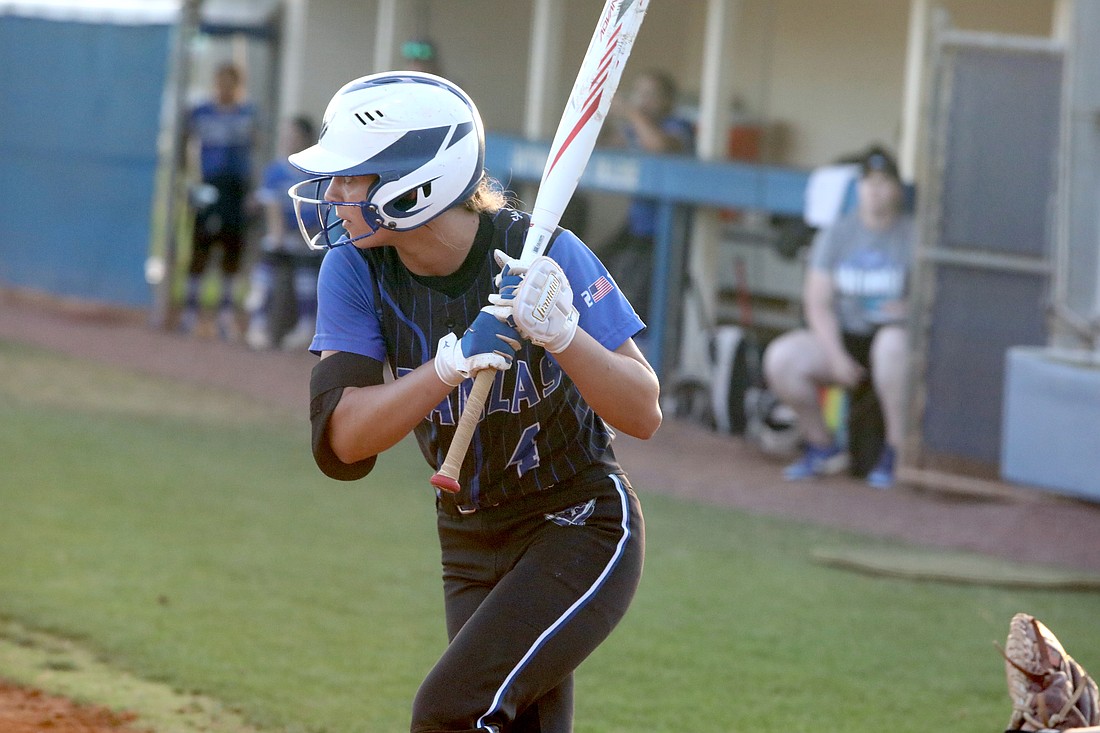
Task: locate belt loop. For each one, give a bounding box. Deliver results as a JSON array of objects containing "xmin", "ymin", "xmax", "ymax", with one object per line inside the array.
[{"xmin": 437, "ymin": 494, "xmax": 478, "ymax": 517}]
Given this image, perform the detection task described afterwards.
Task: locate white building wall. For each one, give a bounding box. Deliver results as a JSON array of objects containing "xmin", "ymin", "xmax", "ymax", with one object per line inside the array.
[
  {"xmin": 279, "ymin": 0, "xmax": 1054, "ymax": 169},
  {"xmin": 278, "ymin": 0, "xmax": 378, "ymax": 129}
]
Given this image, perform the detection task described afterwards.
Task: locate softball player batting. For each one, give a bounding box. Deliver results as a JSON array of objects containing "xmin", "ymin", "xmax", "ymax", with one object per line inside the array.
[{"xmin": 289, "ymin": 72, "xmax": 661, "ymax": 733}]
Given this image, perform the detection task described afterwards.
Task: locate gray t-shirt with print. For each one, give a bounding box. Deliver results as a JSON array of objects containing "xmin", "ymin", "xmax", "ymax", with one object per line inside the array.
[{"xmin": 808, "ymin": 212, "xmax": 915, "ymax": 336}]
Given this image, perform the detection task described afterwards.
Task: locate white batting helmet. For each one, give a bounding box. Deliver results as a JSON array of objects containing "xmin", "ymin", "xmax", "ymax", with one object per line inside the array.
[{"xmin": 288, "ymin": 71, "xmax": 485, "ymax": 249}]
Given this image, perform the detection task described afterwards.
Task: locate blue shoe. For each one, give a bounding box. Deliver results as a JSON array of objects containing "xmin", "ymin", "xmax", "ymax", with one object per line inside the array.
[
  {"xmin": 867, "ymin": 445, "xmax": 897, "ymax": 489},
  {"xmin": 177, "ymin": 306, "xmax": 199, "ymax": 335},
  {"xmin": 783, "ymin": 443, "xmax": 849, "ymax": 481},
  {"xmin": 216, "ymin": 307, "xmax": 240, "ymax": 342}
]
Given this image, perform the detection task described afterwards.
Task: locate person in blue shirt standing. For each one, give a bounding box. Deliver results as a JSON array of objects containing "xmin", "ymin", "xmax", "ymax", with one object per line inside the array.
[
  {"xmin": 180, "ymin": 62, "xmax": 258, "ymax": 340},
  {"xmin": 599, "ymin": 68, "xmax": 694, "ymax": 324},
  {"xmin": 244, "ymin": 115, "xmax": 323, "ymax": 350},
  {"xmin": 288, "ymin": 71, "xmax": 660, "ymax": 733}
]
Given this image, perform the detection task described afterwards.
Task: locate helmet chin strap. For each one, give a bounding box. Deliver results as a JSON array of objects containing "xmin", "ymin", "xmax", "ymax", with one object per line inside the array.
[
  {"xmin": 292, "ymin": 177, "xmax": 387, "ymax": 250},
  {"xmin": 313, "ymin": 212, "xmax": 380, "ymax": 250}
]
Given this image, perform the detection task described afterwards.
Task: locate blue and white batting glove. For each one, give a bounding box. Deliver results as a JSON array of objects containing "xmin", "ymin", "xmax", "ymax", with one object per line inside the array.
[
  {"xmin": 484, "ymin": 250, "xmax": 525, "ymax": 327},
  {"xmin": 434, "ymin": 307, "xmax": 522, "ymax": 387},
  {"xmin": 489, "ymin": 249, "xmax": 579, "ymax": 354}
]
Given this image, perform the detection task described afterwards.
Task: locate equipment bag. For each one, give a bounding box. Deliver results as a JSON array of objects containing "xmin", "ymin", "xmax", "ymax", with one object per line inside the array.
[
  {"xmin": 709, "ymin": 325, "xmax": 763, "ymax": 434},
  {"xmin": 846, "ymin": 380, "xmax": 886, "ymax": 477}
]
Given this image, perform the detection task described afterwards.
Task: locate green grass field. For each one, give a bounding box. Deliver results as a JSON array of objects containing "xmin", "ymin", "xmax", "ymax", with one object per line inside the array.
[{"xmin": 1, "ymin": 339, "xmax": 1097, "ymax": 732}]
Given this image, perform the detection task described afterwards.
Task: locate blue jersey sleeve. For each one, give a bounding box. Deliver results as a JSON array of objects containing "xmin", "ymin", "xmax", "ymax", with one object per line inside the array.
[
  {"xmin": 257, "ymin": 160, "xmax": 283, "ymax": 202},
  {"xmin": 549, "ymin": 230, "xmax": 645, "ymax": 351},
  {"xmin": 310, "ymin": 246, "xmax": 388, "ymax": 361},
  {"xmin": 257, "ymin": 160, "xmax": 306, "ymax": 232}
]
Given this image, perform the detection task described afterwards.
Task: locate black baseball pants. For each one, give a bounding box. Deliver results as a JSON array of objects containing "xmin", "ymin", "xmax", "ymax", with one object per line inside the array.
[{"xmin": 411, "ymin": 473, "xmax": 645, "ymax": 733}]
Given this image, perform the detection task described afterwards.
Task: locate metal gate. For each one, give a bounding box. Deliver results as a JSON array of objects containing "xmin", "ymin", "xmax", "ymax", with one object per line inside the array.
[{"xmin": 903, "ymin": 20, "xmax": 1063, "ymax": 487}]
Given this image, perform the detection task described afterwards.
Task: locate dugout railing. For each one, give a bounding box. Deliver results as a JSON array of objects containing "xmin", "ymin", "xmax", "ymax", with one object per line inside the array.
[{"xmin": 483, "ymin": 132, "xmax": 810, "ymax": 382}]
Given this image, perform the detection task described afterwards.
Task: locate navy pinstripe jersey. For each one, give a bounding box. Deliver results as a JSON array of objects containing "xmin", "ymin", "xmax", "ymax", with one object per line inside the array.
[{"xmin": 311, "ymin": 207, "xmax": 645, "ymax": 508}]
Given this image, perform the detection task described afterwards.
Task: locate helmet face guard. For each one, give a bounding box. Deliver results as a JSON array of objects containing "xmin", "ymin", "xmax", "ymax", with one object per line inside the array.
[
  {"xmin": 288, "ymin": 176, "xmax": 386, "ymax": 250},
  {"xmin": 287, "ymin": 71, "xmax": 486, "ymax": 250}
]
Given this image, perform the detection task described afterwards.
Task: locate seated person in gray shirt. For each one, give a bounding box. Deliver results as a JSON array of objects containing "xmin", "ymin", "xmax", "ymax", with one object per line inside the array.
[{"xmin": 763, "ymin": 146, "xmax": 914, "ymax": 489}]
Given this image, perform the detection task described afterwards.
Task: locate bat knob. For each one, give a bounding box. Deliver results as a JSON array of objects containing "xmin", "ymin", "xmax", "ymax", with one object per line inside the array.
[{"xmin": 430, "ymin": 473, "xmax": 461, "ymax": 494}]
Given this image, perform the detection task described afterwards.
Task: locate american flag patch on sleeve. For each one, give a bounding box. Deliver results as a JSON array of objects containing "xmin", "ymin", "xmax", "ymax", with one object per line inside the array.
[{"xmin": 589, "ymin": 275, "xmax": 615, "ymax": 304}]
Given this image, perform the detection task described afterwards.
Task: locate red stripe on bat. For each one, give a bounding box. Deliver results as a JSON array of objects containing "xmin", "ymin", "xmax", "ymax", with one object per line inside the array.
[
  {"xmin": 545, "ymin": 19, "xmax": 626, "ymax": 178},
  {"xmin": 582, "ymin": 30, "xmax": 620, "ymax": 109},
  {"xmin": 597, "ymin": 27, "xmax": 621, "ymax": 72},
  {"xmin": 598, "ymin": 26, "xmax": 621, "ymax": 65},
  {"xmin": 592, "ymin": 66, "xmax": 610, "ymax": 95},
  {"xmin": 546, "ymin": 91, "xmax": 603, "ymax": 176}
]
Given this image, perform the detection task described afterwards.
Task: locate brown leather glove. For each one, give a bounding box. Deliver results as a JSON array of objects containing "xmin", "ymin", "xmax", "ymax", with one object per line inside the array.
[{"xmin": 1002, "ymin": 613, "xmax": 1099, "ymax": 732}]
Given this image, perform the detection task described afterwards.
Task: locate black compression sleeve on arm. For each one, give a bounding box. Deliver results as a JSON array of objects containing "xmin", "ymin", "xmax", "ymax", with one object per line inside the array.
[{"xmin": 309, "ymin": 351, "xmax": 385, "ymax": 481}]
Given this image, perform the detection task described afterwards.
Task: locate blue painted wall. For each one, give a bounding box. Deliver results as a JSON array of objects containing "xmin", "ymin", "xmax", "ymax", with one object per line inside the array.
[{"xmin": 0, "ymin": 15, "xmax": 172, "ymax": 307}]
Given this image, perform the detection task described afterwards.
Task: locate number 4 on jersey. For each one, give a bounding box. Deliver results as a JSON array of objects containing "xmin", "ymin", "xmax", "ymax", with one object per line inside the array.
[{"xmin": 507, "ymin": 423, "xmax": 541, "ymax": 477}]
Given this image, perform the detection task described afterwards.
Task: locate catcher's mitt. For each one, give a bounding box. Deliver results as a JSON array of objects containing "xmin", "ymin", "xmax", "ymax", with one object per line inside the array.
[{"xmin": 1001, "ymin": 612, "xmax": 1099, "ymax": 732}]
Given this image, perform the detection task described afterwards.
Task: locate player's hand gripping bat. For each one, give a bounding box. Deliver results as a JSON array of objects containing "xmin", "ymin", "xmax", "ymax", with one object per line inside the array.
[{"xmin": 430, "ymin": 0, "xmax": 650, "ymax": 494}]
